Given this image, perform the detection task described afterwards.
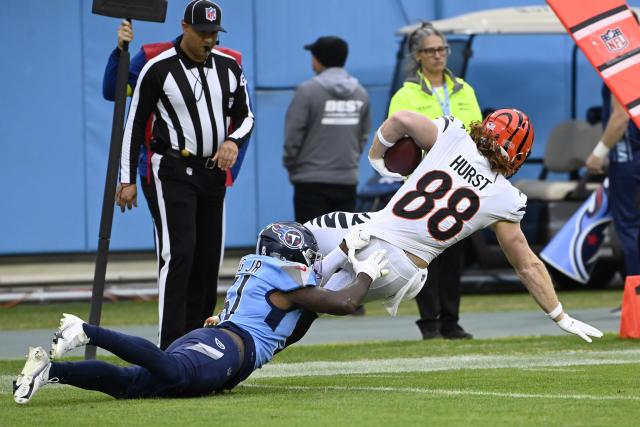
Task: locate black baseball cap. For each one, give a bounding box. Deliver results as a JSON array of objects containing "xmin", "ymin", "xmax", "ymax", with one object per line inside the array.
[
  {"xmin": 184, "ymin": 0, "xmax": 227, "ymax": 33},
  {"xmin": 304, "ymin": 36, "xmax": 348, "ymax": 68}
]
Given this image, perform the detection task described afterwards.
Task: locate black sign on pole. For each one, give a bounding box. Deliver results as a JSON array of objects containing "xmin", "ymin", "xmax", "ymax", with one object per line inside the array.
[{"xmin": 86, "ymin": 0, "xmax": 166, "ymax": 360}]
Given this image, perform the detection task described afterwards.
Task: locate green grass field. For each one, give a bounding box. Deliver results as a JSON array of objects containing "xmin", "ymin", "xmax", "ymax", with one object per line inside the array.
[
  {"xmin": 2, "ymin": 289, "xmax": 635, "ymax": 425},
  {"xmin": 2, "ymin": 336, "xmax": 639, "ymax": 426},
  {"xmin": 0, "ymin": 288, "xmax": 624, "ymax": 330}
]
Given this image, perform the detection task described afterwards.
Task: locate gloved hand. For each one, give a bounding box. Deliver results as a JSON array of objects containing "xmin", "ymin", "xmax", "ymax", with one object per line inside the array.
[
  {"xmin": 369, "ymin": 157, "xmax": 406, "ymax": 181},
  {"xmin": 349, "ymin": 248, "xmax": 389, "ymax": 281},
  {"xmin": 555, "ymin": 313, "xmax": 603, "ymax": 343},
  {"xmin": 344, "ymin": 224, "xmax": 370, "ymax": 253}
]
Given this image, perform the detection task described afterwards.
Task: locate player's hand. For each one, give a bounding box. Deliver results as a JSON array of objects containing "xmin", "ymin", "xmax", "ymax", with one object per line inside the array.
[
  {"xmin": 368, "ymin": 157, "xmax": 406, "ymax": 181},
  {"xmin": 349, "ymin": 248, "xmax": 389, "ymax": 281},
  {"xmin": 211, "ymin": 140, "xmax": 238, "ymax": 170},
  {"xmin": 555, "ymin": 313, "xmax": 603, "ymax": 343},
  {"xmin": 115, "ymin": 183, "xmax": 138, "ymax": 213},
  {"xmin": 117, "ymin": 19, "xmax": 133, "ymax": 51},
  {"xmin": 344, "ymin": 224, "xmax": 370, "ymax": 253},
  {"xmin": 585, "ymin": 154, "xmax": 605, "ymax": 175}
]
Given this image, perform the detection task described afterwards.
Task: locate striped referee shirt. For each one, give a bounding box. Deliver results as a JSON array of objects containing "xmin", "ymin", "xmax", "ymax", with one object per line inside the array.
[{"xmin": 120, "ymin": 36, "xmax": 254, "ymax": 183}]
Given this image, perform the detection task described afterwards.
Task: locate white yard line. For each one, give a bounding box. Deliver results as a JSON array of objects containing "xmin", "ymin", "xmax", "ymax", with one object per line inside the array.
[
  {"xmin": 243, "ymin": 384, "xmax": 640, "ymax": 401},
  {"xmin": 251, "ymin": 349, "xmax": 640, "ymax": 378},
  {"xmin": 2, "ymin": 349, "xmax": 639, "ymax": 397}
]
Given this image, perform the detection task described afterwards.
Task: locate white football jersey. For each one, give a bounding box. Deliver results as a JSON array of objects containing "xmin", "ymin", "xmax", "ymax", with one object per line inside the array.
[
  {"xmin": 304, "ymin": 211, "xmax": 376, "ymax": 255},
  {"xmin": 366, "ymin": 116, "xmax": 527, "ymax": 264}
]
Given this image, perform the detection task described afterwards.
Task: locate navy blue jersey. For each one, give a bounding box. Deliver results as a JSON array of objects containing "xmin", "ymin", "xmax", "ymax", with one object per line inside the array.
[{"xmin": 218, "ymin": 255, "xmax": 318, "ymax": 368}]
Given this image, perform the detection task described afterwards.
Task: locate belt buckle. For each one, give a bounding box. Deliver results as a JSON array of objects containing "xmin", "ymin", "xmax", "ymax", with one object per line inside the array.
[{"xmin": 204, "ymin": 157, "xmax": 217, "ymax": 170}]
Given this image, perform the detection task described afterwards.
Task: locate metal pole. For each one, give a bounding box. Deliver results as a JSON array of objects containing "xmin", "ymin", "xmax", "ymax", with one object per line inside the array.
[{"xmin": 85, "ymin": 37, "xmax": 130, "ymax": 360}]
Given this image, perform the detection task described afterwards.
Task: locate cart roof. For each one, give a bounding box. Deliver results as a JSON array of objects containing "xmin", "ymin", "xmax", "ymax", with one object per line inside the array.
[{"xmin": 397, "ymin": 5, "xmax": 640, "ymax": 36}]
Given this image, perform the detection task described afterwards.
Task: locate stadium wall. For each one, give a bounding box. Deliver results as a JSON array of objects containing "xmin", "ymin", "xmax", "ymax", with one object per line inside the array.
[{"xmin": 0, "ymin": 0, "xmax": 626, "ymax": 253}]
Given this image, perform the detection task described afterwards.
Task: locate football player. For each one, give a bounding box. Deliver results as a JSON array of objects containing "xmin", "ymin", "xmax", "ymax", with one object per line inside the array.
[
  {"xmin": 13, "ymin": 222, "xmax": 388, "ymax": 404},
  {"xmin": 289, "ymin": 109, "xmax": 603, "ymax": 346}
]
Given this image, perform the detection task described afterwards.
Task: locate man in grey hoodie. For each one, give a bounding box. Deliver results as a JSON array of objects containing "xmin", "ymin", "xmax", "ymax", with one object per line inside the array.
[{"xmin": 283, "ymin": 36, "xmax": 371, "ymax": 223}]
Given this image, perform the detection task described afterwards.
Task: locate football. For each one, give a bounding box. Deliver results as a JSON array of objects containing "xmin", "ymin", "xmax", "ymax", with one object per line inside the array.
[{"xmin": 383, "ymin": 136, "xmax": 422, "ymax": 176}]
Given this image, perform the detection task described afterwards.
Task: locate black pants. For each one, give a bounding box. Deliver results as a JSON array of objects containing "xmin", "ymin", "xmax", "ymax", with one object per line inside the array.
[
  {"xmin": 152, "ymin": 155, "xmax": 226, "ymax": 349},
  {"xmin": 293, "ymin": 182, "xmax": 357, "ymax": 224},
  {"xmin": 140, "ymin": 173, "xmax": 161, "ymax": 251},
  {"xmin": 415, "ymin": 240, "xmax": 464, "ymax": 333}
]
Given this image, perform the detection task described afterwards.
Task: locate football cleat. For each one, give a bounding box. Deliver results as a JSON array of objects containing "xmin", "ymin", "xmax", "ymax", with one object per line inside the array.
[
  {"xmin": 50, "ymin": 313, "xmax": 90, "ymax": 360},
  {"xmin": 13, "ymin": 346, "xmax": 54, "ymax": 404}
]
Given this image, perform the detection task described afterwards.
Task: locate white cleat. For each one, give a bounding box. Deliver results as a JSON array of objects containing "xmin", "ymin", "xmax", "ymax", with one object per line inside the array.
[
  {"xmin": 13, "ymin": 346, "xmax": 53, "ymax": 404},
  {"xmin": 50, "ymin": 313, "xmax": 90, "ymax": 360}
]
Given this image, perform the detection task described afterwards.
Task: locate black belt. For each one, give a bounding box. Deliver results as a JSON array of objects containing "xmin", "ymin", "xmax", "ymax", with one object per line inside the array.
[{"xmin": 160, "ymin": 147, "xmax": 217, "ymax": 170}]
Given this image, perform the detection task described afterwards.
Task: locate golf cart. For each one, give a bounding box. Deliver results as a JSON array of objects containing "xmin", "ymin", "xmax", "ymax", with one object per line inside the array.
[{"xmin": 367, "ymin": 6, "xmax": 630, "ymax": 288}]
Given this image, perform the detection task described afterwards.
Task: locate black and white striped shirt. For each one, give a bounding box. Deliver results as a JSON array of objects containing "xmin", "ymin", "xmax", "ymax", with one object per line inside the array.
[{"xmin": 120, "ymin": 36, "xmax": 254, "ymax": 183}]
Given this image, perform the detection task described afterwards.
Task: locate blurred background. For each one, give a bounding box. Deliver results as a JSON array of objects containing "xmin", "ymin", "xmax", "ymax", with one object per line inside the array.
[{"xmin": 1, "ymin": 0, "xmax": 634, "ymax": 255}]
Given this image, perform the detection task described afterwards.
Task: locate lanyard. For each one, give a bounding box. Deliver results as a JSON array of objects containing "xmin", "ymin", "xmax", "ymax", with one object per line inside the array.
[{"xmin": 432, "ymin": 83, "xmax": 450, "ymax": 116}]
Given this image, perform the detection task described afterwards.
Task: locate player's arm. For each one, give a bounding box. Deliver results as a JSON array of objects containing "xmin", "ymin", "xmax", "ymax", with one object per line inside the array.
[
  {"xmin": 283, "ymin": 274, "xmax": 373, "ymax": 315},
  {"xmin": 370, "ymin": 110, "xmax": 438, "ymax": 159},
  {"xmin": 492, "ymin": 220, "xmax": 603, "ymax": 342},
  {"xmin": 586, "ymin": 92, "xmax": 629, "ymax": 174},
  {"xmin": 368, "ymin": 110, "xmax": 438, "ymax": 179},
  {"xmin": 277, "ymin": 249, "xmax": 388, "ymax": 315},
  {"xmin": 492, "ymin": 220, "xmax": 558, "ymax": 312}
]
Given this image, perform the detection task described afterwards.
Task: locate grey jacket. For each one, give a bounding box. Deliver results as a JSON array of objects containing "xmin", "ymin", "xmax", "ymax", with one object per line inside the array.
[{"xmin": 283, "ymin": 67, "xmax": 370, "ymax": 185}]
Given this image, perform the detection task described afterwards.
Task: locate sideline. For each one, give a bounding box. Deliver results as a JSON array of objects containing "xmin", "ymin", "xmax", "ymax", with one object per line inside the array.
[{"xmin": 1, "ymin": 308, "xmax": 621, "ymax": 360}]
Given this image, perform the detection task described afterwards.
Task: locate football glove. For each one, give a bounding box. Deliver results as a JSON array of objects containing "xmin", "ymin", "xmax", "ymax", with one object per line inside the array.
[
  {"xmin": 344, "ymin": 223, "xmax": 370, "ymax": 253},
  {"xmin": 555, "ymin": 313, "xmax": 603, "ymax": 343},
  {"xmin": 349, "ymin": 248, "xmax": 389, "ymax": 281},
  {"xmin": 369, "ymin": 157, "xmax": 406, "ymax": 181}
]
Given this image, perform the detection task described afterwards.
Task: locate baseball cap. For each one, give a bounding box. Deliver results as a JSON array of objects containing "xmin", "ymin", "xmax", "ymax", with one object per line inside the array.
[
  {"xmin": 184, "ymin": 0, "xmax": 227, "ymax": 33},
  {"xmin": 304, "ymin": 36, "xmax": 348, "ymax": 68}
]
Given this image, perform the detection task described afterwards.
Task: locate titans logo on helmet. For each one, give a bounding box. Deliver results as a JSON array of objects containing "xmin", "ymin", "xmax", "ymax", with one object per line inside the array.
[{"xmin": 270, "ymin": 223, "xmax": 305, "ymax": 249}]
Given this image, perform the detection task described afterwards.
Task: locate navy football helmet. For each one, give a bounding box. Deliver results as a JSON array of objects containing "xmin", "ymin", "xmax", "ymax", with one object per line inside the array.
[{"xmin": 256, "ymin": 222, "xmax": 322, "ymax": 267}]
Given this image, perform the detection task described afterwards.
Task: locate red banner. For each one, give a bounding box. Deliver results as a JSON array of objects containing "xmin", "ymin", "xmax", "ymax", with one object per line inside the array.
[{"xmin": 547, "ymin": 0, "xmax": 640, "ymax": 128}]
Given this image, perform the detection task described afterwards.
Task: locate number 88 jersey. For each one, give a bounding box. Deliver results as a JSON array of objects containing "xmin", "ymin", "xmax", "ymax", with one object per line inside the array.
[{"xmin": 366, "ymin": 116, "xmax": 527, "ymax": 265}]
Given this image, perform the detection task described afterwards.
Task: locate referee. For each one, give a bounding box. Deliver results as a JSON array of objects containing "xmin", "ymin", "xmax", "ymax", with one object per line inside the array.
[{"xmin": 116, "ymin": 0, "xmax": 254, "ymax": 349}]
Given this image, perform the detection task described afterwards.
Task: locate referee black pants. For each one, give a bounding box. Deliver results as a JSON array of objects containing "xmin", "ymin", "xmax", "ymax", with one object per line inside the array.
[{"xmin": 152, "ymin": 154, "xmax": 226, "ymax": 349}]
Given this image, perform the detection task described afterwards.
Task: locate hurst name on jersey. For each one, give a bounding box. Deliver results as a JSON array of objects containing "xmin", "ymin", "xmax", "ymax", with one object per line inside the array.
[{"xmin": 366, "ymin": 116, "xmax": 527, "ymax": 264}]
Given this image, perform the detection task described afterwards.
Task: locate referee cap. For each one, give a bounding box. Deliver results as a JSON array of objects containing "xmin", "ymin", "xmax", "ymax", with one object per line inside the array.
[
  {"xmin": 184, "ymin": 0, "xmax": 227, "ymax": 33},
  {"xmin": 304, "ymin": 36, "xmax": 348, "ymax": 68}
]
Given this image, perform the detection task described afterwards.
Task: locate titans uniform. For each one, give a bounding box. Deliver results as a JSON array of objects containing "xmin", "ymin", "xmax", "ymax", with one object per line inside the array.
[
  {"xmin": 367, "ymin": 116, "xmax": 527, "ymax": 264},
  {"xmin": 50, "ymin": 254, "xmax": 316, "ymax": 399},
  {"xmin": 219, "ymin": 255, "xmax": 318, "ymax": 369}
]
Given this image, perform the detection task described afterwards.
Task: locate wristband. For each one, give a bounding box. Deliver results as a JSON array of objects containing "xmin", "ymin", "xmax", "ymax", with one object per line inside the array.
[
  {"xmin": 377, "ymin": 127, "xmax": 395, "ymax": 148},
  {"xmin": 592, "ymin": 140, "xmax": 610, "ymax": 159},
  {"xmin": 546, "ymin": 302, "xmax": 563, "ymax": 319}
]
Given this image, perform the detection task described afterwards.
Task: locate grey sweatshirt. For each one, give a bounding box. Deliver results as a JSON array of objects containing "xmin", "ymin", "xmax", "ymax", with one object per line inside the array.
[{"xmin": 283, "ymin": 67, "xmax": 371, "ymax": 184}]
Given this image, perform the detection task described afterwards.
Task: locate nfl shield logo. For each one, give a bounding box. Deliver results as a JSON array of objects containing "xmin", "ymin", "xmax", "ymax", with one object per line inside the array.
[
  {"xmin": 600, "ymin": 28, "xmax": 628, "ymax": 52},
  {"xmin": 205, "ymin": 7, "xmax": 216, "ymax": 22}
]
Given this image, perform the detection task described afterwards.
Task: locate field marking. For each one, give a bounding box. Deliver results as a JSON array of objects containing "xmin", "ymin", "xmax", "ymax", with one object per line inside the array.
[
  {"xmin": 244, "ymin": 384, "xmax": 640, "ymax": 402},
  {"xmin": 252, "ymin": 349, "xmax": 640, "ymax": 378},
  {"xmin": 2, "ymin": 349, "xmax": 639, "ymax": 397}
]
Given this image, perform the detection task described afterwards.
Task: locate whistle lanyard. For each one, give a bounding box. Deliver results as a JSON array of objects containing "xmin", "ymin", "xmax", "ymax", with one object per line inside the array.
[{"xmin": 432, "ymin": 83, "xmax": 450, "ymax": 116}]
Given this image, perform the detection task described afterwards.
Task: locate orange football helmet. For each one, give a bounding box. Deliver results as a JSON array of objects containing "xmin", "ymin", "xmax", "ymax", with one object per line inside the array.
[{"xmin": 482, "ymin": 108, "xmax": 534, "ymax": 173}]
